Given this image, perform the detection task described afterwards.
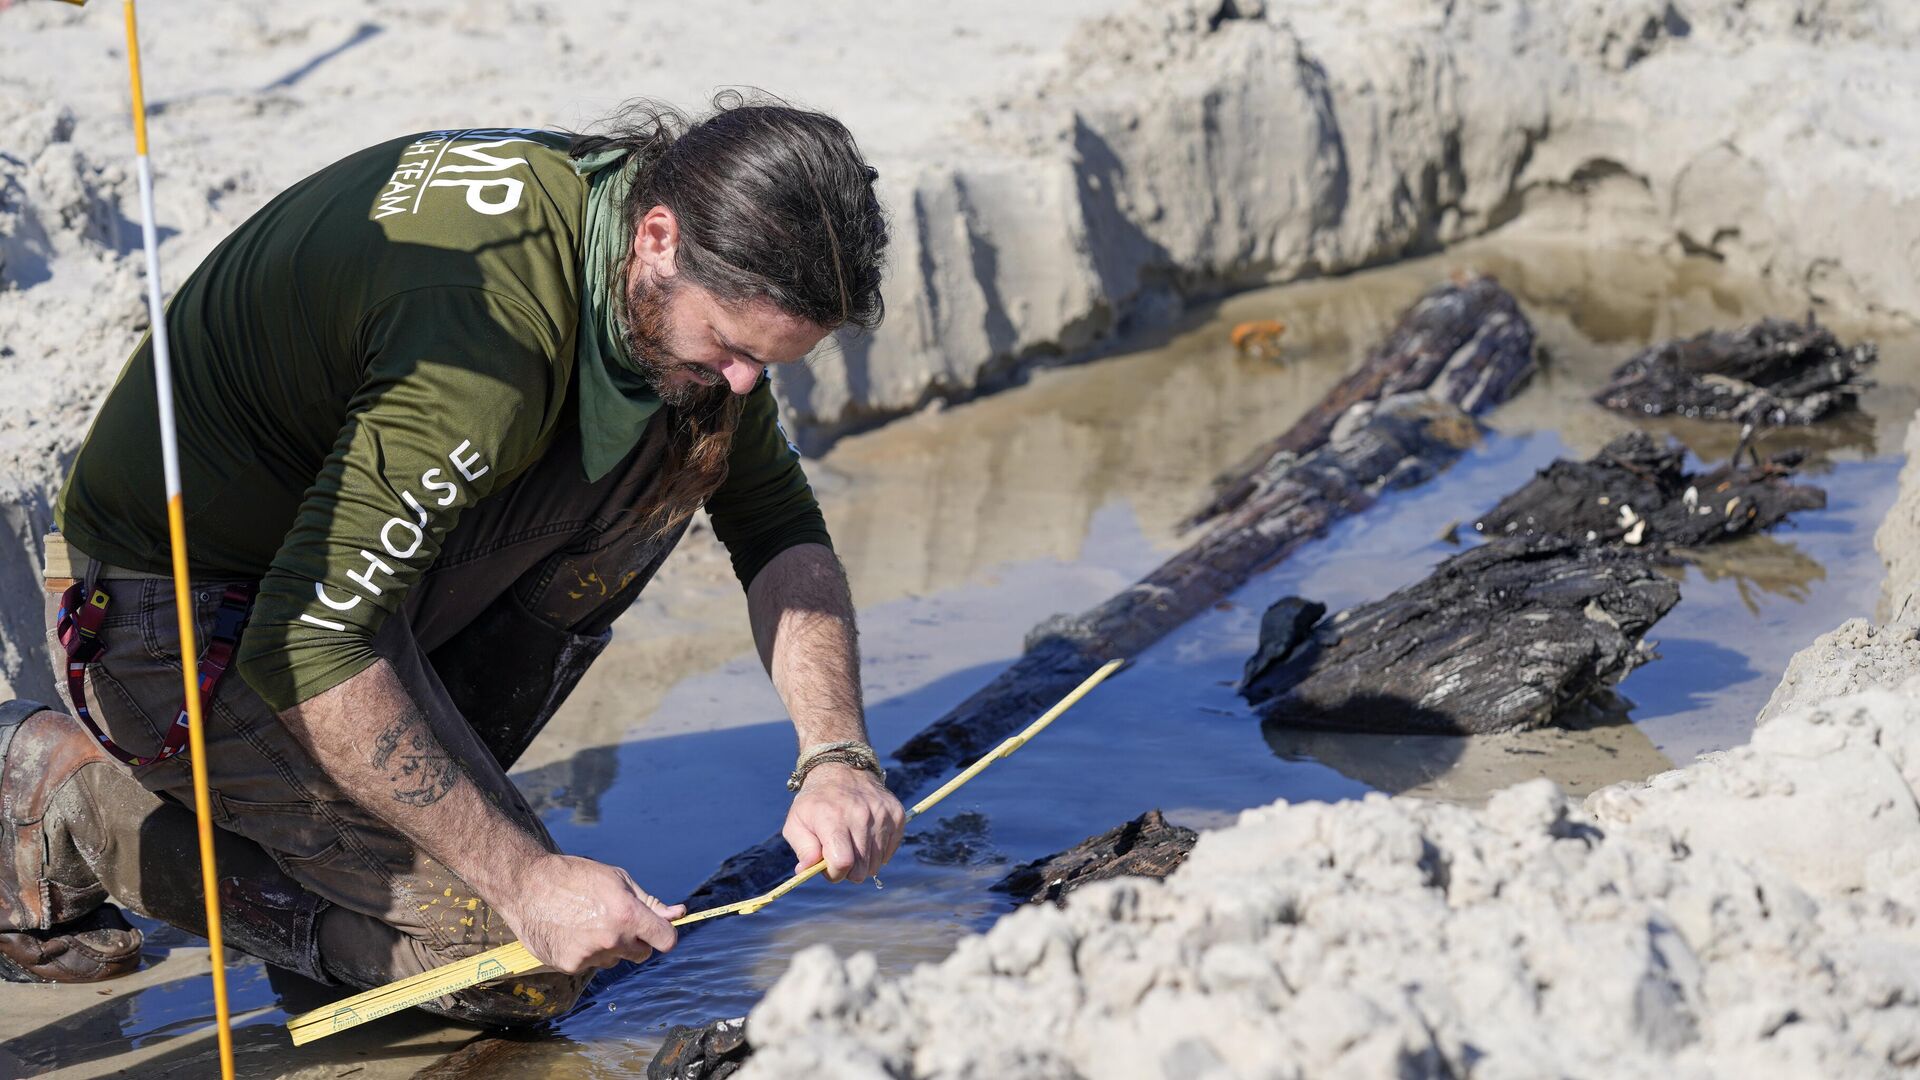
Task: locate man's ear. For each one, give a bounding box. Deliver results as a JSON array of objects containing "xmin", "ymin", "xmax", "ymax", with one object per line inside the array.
[{"xmin": 632, "ymin": 204, "xmax": 680, "ymax": 280}]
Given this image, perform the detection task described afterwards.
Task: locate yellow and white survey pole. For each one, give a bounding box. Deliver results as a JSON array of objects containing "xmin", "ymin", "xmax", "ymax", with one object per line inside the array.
[{"xmin": 78, "ymin": 0, "xmax": 241, "ymax": 1074}]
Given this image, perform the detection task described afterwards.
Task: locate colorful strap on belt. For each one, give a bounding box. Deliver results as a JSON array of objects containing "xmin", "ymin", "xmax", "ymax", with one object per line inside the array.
[{"xmin": 55, "ymin": 581, "xmax": 257, "ymax": 767}]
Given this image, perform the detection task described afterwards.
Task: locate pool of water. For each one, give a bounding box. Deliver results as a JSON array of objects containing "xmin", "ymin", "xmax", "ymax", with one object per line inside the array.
[{"xmin": 14, "ymin": 239, "xmax": 1916, "ymax": 1078}]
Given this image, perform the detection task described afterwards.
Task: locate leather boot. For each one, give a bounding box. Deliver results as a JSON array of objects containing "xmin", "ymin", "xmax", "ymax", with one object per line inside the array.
[{"xmin": 0, "ymin": 700, "xmax": 143, "ymax": 983}]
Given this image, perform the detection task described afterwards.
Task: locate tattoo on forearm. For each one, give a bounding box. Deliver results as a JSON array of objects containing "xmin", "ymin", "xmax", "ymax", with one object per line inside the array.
[{"xmin": 370, "ymin": 708, "xmax": 462, "ymax": 807}]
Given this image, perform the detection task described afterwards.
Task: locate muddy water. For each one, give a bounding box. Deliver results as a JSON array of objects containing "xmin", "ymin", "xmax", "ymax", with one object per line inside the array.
[{"xmin": 15, "ymin": 240, "xmax": 1916, "ymax": 1078}]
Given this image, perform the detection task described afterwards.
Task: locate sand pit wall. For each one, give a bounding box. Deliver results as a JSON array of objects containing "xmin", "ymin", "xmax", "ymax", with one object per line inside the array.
[
  {"xmin": 779, "ymin": 0, "xmax": 1920, "ymax": 447},
  {"xmin": 0, "ymin": 103, "xmax": 145, "ymax": 703}
]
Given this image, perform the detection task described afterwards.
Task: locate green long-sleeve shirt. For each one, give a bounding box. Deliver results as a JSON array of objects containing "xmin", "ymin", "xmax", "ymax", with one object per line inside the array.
[{"xmin": 57, "ymin": 129, "xmax": 830, "ymax": 711}]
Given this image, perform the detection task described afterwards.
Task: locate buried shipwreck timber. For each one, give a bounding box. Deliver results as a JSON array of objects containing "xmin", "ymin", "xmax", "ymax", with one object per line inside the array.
[
  {"xmin": 649, "ymin": 1019, "xmax": 753, "ymax": 1080},
  {"xmin": 1242, "ymin": 538, "xmax": 1681, "ymax": 735},
  {"xmin": 992, "ymin": 809, "xmax": 1199, "ymax": 906},
  {"xmin": 680, "ymin": 275, "xmax": 1536, "ymax": 915},
  {"xmin": 429, "ymin": 277, "xmax": 1537, "ymax": 1077},
  {"xmin": 1475, "ymin": 430, "xmax": 1826, "ymax": 548},
  {"xmin": 1593, "ymin": 316, "xmax": 1876, "ymax": 425},
  {"xmin": 1242, "ymin": 429, "xmax": 1832, "ymax": 736},
  {"xmin": 1190, "ymin": 273, "xmax": 1538, "ymax": 526}
]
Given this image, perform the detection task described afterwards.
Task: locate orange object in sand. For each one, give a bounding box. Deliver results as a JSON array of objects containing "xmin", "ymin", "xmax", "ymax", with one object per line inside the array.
[{"xmin": 1231, "ymin": 319, "xmax": 1287, "ymax": 356}]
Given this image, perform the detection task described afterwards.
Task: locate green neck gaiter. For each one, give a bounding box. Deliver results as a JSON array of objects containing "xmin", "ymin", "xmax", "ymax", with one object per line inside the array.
[{"xmin": 572, "ymin": 148, "xmax": 663, "ymax": 483}]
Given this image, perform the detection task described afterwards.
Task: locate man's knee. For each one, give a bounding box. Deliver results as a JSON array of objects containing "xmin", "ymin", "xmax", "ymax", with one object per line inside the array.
[
  {"xmin": 319, "ymin": 900, "xmax": 588, "ymax": 1027},
  {"xmin": 442, "ymin": 964, "xmax": 589, "ymax": 1026},
  {"xmin": 421, "ymin": 908, "xmax": 584, "ymax": 1025},
  {"xmin": 414, "ymin": 923, "xmax": 589, "ymax": 1026}
]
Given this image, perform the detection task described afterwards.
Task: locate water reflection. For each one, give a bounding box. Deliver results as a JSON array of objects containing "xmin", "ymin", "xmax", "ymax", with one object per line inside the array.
[
  {"xmin": 1674, "ymin": 533, "xmax": 1829, "ymax": 612},
  {"xmin": 1261, "ymin": 696, "xmax": 1673, "ymax": 804},
  {"xmin": 517, "ymin": 744, "xmax": 623, "ymax": 827},
  {"xmin": 0, "ymin": 960, "xmax": 393, "ymax": 1080},
  {"xmin": 1644, "ymin": 409, "xmax": 1882, "ymax": 466}
]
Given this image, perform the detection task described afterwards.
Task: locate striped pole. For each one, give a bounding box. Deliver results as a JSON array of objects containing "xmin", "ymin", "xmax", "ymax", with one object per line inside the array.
[{"xmin": 119, "ymin": 3, "xmax": 239, "ymax": 1076}]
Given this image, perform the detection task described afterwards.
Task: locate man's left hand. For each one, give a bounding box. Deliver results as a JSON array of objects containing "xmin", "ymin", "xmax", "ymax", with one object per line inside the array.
[{"xmin": 782, "ymin": 763, "xmax": 905, "ymax": 883}]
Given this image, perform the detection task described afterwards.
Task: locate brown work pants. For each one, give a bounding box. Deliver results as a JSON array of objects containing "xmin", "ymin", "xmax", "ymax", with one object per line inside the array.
[{"xmin": 34, "ymin": 419, "xmax": 686, "ymax": 1024}]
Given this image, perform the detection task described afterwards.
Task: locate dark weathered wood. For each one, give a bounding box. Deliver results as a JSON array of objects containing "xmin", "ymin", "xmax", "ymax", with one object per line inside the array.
[
  {"xmin": 1594, "ymin": 317, "xmax": 1875, "ymax": 425},
  {"xmin": 1245, "ymin": 538, "xmax": 1680, "ymax": 735},
  {"xmin": 1239, "ymin": 597, "xmax": 1327, "ymax": 693},
  {"xmin": 1243, "ymin": 428, "xmax": 1825, "ymax": 739},
  {"xmin": 648, "ymin": 1018, "xmax": 752, "ymax": 1080},
  {"xmin": 1192, "ymin": 274, "xmax": 1536, "ymax": 526},
  {"xmin": 1476, "ymin": 431, "xmax": 1825, "ymax": 548},
  {"xmin": 993, "ymin": 810, "xmax": 1198, "ymax": 906}
]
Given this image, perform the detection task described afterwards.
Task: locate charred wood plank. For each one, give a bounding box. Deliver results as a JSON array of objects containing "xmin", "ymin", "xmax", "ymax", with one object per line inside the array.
[
  {"xmin": 648, "ymin": 1018, "xmax": 752, "ymax": 1080},
  {"xmin": 1243, "ymin": 427, "xmax": 1824, "ymax": 737},
  {"xmin": 1192, "ymin": 274, "xmax": 1536, "ymax": 526},
  {"xmin": 992, "ymin": 810, "xmax": 1198, "ymax": 906},
  {"xmin": 1475, "ymin": 431, "xmax": 1825, "ymax": 549},
  {"xmin": 1594, "ymin": 317, "xmax": 1875, "ymax": 425},
  {"xmin": 1240, "ymin": 597, "xmax": 1328, "ymax": 694},
  {"xmin": 1244, "ymin": 539, "xmax": 1680, "ymax": 735}
]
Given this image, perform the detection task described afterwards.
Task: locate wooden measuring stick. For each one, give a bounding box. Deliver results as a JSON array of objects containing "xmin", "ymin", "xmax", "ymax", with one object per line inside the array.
[{"xmin": 286, "ymin": 658, "xmax": 1124, "ymax": 1047}]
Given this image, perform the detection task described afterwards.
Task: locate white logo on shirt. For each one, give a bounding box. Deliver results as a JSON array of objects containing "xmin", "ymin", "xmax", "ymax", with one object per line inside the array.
[
  {"xmin": 296, "ymin": 439, "xmax": 490, "ymax": 632},
  {"xmin": 372, "ymin": 129, "xmax": 545, "ymax": 220}
]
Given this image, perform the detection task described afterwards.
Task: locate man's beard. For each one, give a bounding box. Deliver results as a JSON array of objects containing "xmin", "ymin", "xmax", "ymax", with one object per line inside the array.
[
  {"xmin": 616, "ymin": 270, "xmax": 747, "ymax": 541},
  {"xmin": 624, "ymin": 274, "xmax": 728, "ymax": 410}
]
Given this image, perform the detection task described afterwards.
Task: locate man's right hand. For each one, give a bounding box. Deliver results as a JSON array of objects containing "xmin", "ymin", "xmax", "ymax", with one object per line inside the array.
[{"xmin": 497, "ymin": 853, "xmax": 685, "ymax": 974}]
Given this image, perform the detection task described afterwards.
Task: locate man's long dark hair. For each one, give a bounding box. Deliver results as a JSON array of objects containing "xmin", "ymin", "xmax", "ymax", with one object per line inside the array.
[{"xmin": 571, "ymin": 91, "xmax": 888, "ymax": 536}]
